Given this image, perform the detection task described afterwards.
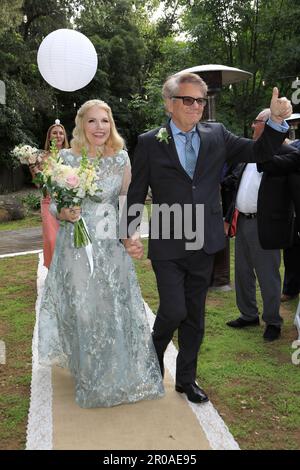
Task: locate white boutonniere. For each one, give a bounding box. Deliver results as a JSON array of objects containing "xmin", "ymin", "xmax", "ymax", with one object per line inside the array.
[{"xmin": 156, "ymin": 127, "xmax": 170, "ymax": 144}]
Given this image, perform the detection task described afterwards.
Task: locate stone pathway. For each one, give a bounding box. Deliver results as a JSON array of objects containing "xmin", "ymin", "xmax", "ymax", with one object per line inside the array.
[{"xmin": 0, "ymin": 227, "xmax": 42, "ymax": 256}]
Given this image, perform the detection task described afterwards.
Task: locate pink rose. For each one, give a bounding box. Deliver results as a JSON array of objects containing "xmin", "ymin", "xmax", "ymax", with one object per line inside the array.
[{"xmin": 66, "ymin": 174, "xmax": 80, "ymax": 188}]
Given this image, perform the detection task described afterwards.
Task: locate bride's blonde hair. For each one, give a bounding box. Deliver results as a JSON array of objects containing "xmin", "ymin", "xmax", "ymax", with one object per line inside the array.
[{"xmin": 71, "ymin": 99, "xmax": 124, "ymax": 154}]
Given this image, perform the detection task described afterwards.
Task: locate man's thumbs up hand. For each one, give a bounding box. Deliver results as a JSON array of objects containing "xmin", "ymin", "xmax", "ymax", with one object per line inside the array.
[{"xmin": 270, "ymin": 87, "xmax": 292, "ymax": 123}]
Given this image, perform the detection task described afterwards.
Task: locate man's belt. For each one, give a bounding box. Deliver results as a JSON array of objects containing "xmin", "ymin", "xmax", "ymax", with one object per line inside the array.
[{"xmin": 239, "ymin": 212, "xmax": 257, "ymax": 219}]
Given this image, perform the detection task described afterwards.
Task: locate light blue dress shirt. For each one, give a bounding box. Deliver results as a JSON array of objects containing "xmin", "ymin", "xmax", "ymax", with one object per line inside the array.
[
  {"xmin": 266, "ymin": 118, "xmax": 289, "ymax": 133},
  {"xmin": 170, "ymin": 120, "xmax": 200, "ymax": 171}
]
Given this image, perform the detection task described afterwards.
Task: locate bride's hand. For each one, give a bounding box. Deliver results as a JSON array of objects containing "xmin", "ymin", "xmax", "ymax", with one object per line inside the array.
[
  {"xmin": 58, "ymin": 206, "xmax": 81, "ymax": 223},
  {"xmin": 122, "ymin": 236, "xmax": 144, "ymax": 259}
]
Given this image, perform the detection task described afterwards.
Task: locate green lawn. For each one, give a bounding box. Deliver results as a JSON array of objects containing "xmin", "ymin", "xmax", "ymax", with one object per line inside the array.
[
  {"xmin": 0, "ymin": 234, "xmax": 299, "ymax": 449},
  {"xmin": 0, "ymin": 213, "xmax": 41, "ymax": 231},
  {"xmin": 0, "ymin": 255, "xmax": 38, "ymax": 450}
]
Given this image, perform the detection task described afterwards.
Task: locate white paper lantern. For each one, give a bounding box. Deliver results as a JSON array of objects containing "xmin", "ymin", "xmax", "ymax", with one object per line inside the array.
[{"xmin": 37, "ymin": 29, "xmax": 98, "ymax": 92}]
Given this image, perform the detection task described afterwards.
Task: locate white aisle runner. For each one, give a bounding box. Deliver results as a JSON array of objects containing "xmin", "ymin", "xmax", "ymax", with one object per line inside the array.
[{"xmin": 26, "ymin": 253, "xmax": 239, "ymax": 450}]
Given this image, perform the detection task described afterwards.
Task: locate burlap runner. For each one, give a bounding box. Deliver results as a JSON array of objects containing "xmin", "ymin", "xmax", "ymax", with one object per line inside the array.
[{"xmin": 52, "ymin": 366, "xmax": 211, "ymax": 450}]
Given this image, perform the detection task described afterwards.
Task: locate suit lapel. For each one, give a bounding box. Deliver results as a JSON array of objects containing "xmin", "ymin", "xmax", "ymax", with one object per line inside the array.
[
  {"xmin": 193, "ymin": 122, "xmax": 210, "ymax": 184},
  {"xmin": 163, "ymin": 122, "xmax": 191, "ymax": 181}
]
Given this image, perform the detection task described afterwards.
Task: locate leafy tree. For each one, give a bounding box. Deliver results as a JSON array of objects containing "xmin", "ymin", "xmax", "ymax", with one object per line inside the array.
[
  {"xmin": 0, "ymin": 0, "xmax": 23, "ymax": 34},
  {"xmin": 0, "ymin": 107, "xmax": 32, "ymax": 168},
  {"xmin": 0, "ymin": 0, "xmax": 77, "ymax": 162},
  {"xmin": 21, "ymin": 0, "xmax": 75, "ymax": 42},
  {"xmin": 182, "ymin": 0, "xmax": 300, "ymax": 135},
  {"xmin": 1, "ymin": 0, "xmax": 299, "ymax": 180},
  {"xmin": 74, "ymin": 0, "xmax": 148, "ymax": 148},
  {"xmin": 129, "ymin": 38, "xmax": 195, "ymax": 132}
]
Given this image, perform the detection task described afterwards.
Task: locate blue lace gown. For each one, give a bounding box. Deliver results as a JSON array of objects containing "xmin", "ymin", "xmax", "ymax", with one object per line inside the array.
[{"xmin": 38, "ymin": 149, "xmax": 164, "ymax": 408}]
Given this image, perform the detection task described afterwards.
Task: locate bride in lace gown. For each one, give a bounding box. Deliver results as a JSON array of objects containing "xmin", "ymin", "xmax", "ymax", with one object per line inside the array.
[{"xmin": 38, "ymin": 100, "xmax": 164, "ymax": 408}]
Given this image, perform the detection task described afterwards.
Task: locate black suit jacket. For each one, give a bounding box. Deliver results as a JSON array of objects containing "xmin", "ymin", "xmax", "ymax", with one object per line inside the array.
[
  {"xmin": 257, "ymin": 145, "xmax": 300, "ymax": 247},
  {"xmin": 125, "ymin": 121, "xmax": 287, "ymax": 260},
  {"xmin": 225, "ymin": 144, "xmax": 300, "ymax": 249},
  {"xmin": 288, "ymin": 172, "xmax": 300, "ymax": 233}
]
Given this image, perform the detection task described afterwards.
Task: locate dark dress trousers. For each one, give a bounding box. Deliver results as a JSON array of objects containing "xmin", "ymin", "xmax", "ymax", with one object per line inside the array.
[
  {"xmin": 258, "ymin": 150, "xmax": 300, "ymax": 296},
  {"xmin": 125, "ymin": 121, "xmax": 286, "ymax": 385}
]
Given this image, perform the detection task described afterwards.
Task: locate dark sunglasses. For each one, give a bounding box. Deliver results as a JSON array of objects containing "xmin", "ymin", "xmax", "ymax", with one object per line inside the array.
[{"xmin": 172, "ymin": 96, "xmax": 208, "ymax": 106}]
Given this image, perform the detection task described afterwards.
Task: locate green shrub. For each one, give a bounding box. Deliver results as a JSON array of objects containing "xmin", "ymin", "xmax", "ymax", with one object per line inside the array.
[{"xmin": 22, "ymin": 193, "xmax": 40, "ymax": 211}]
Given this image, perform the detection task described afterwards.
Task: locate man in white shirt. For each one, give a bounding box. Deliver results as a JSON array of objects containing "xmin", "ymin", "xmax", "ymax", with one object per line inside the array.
[{"xmin": 227, "ymin": 109, "xmax": 283, "ymax": 341}]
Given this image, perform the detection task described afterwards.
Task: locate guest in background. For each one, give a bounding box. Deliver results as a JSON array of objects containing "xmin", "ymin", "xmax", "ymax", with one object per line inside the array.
[
  {"xmin": 30, "ymin": 120, "xmax": 69, "ymax": 268},
  {"xmin": 281, "ymin": 139, "xmax": 300, "ymax": 303},
  {"xmin": 226, "ymin": 109, "xmax": 300, "ymax": 341}
]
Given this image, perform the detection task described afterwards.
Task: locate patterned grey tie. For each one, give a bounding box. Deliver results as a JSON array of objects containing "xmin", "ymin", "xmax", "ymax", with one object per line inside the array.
[{"xmin": 184, "ymin": 131, "xmax": 197, "ymax": 179}]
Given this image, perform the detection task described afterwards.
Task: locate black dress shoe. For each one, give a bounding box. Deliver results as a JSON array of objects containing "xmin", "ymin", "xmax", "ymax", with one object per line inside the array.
[
  {"xmin": 226, "ymin": 317, "xmax": 260, "ymax": 328},
  {"xmin": 175, "ymin": 382, "xmax": 209, "ymax": 404},
  {"xmin": 263, "ymin": 325, "xmax": 281, "ymax": 341}
]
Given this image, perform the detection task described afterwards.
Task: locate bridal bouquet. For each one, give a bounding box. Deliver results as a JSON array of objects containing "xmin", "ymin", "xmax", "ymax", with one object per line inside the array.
[
  {"xmin": 35, "ymin": 144, "xmax": 99, "ymax": 249},
  {"xmin": 11, "ymin": 144, "xmax": 43, "ymax": 166}
]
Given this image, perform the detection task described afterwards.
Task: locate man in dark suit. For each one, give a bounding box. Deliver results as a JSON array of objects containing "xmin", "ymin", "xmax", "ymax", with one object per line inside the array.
[
  {"xmin": 122, "ymin": 72, "xmax": 292, "ymax": 403},
  {"xmin": 289, "ymin": 172, "xmax": 300, "ymax": 230},
  {"xmin": 278, "ymin": 139, "xmax": 300, "ymax": 303},
  {"xmin": 256, "ymin": 139, "xmax": 300, "ymax": 249},
  {"xmin": 257, "ymin": 139, "xmax": 300, "ymax": 304},
  {"xmin": 226, "ymin": 109, "xmax": 300, "ymax": 342}
]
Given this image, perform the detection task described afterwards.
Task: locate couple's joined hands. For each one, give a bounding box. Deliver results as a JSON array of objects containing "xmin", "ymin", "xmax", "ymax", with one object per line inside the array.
[
  {"xmin": 122, "ymin": 232, "xmax": 144, "ymax": 259},
  {"xmin": 58, "ymin": 211, "xmax": 144, "ymax": 256}
]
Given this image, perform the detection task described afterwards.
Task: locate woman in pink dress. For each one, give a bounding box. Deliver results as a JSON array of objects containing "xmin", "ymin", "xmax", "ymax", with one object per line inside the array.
[{"xmin": 31, "ymin": 121, "xmax": 69, "ymax": 268}]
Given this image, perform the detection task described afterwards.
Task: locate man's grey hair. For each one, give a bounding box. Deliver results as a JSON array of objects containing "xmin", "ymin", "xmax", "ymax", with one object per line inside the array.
[{"xmin": 162, "ymin": 72, "xmax": 208, "ymax": 100}]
